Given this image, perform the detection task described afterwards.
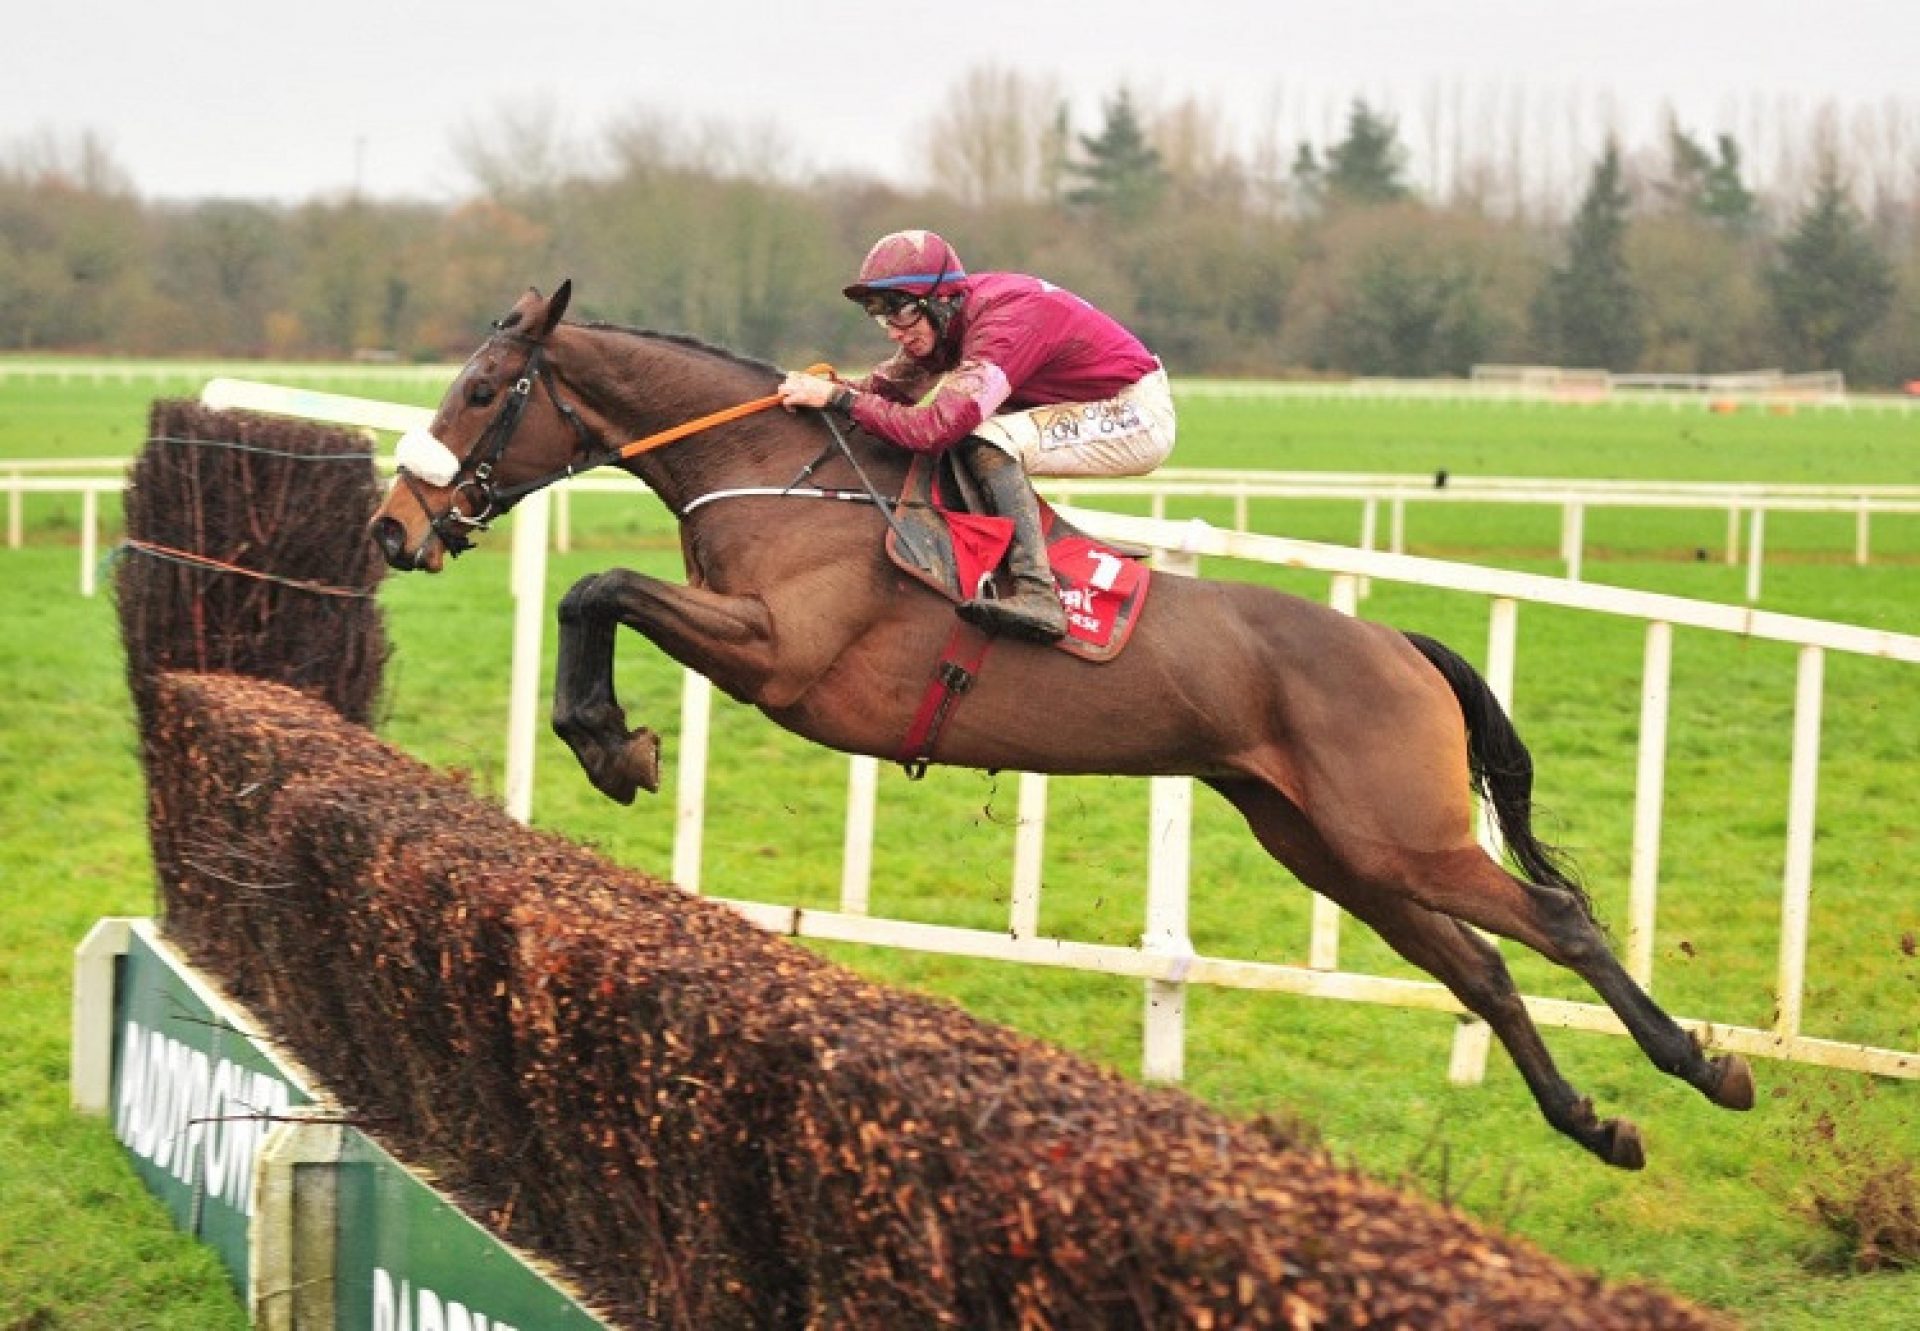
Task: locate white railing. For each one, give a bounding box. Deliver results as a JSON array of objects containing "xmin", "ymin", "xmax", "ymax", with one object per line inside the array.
[
  {"xmin": 543, "ymin": 470, "xmax": 1920, "ymax": 603},
  {"xmin": 152, "ymin": 380, "xmax": 1918, "ymax": 1090},
  {"xmin": 22, "ymin": 454, "xmax": 1920, "ymax": 605},
  {"xmin": 0, "ymin": 359, "xmax": 456, "ymax": 386},
  {"xmin": 496, "ymin": 494, "xmax": 1920, "ymax": 1086},
  {"xmin": 1182, "ymin": 375, "xmax": 1918, "ymax": 414}
]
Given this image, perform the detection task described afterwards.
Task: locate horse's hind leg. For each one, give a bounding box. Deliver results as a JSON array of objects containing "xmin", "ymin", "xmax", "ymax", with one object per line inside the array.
[
  {"xmin": 1209, "ymin": 777, "xmax": 1744, "ymax": 1167},
  {"xmin": 1209, "ymin": 778, "xmax": 1645, "ymax": 1165},
  {"xmin": 1350, "ymin": 895, "xmax": 1651, "ymax": 1169},
  {"xmin": 1394, "ymin": 848, "xmax": 1754, "ymax": 1116},
  {"xmin": 1396, "ymin": 631, "xmax": 1754, "ymax": 1112}
]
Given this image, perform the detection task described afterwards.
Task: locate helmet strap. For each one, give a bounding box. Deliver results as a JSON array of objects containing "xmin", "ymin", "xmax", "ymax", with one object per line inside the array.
[{"xmin": 925, "ymin": 293, "xmax": 961, "ymax": 339}]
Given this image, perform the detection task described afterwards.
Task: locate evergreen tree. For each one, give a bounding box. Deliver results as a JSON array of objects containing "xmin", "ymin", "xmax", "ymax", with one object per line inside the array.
[
  {"xmin": 1288, "ymin": 142, "xmax": 1325, "ymax": 216},
  {"xmin": 1330, "ymin": 250, "xmax": 1490, "ymax": 376},
  {"xmin": 1661, "ymin": 125, "xmax": 1756, "ymax": 231},
  {"xmin": 1325, "ymin": 101, "xmax": 1409, "ymax": 206},
  {"xmin": 1532, "ymin": 142, "xmax": 1643, "ymax": 369},
  {"xmin": 1700, "ymin": 134, "xmax": 1757, "ymax": 230},
  {"xmin": 1066, "ymin": 88, "xmax": 1166, "ymax": 222},
  {"xmin": 1766, "ymin": 166, "xmax": 1895, "ymax": 372}
]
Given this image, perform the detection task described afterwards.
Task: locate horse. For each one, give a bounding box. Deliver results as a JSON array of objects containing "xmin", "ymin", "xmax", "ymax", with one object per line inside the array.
[{"xmin": 368, "ymin": 281, "xmax": 1754, "ymax": 1169}]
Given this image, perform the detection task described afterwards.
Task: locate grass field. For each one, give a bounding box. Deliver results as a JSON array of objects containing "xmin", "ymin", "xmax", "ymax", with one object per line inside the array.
[{"xmin": 2, "ymin": 366, "xmax": 1917, "ymax": 1328}]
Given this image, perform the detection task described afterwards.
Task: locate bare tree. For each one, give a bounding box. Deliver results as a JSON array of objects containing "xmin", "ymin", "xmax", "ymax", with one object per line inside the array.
[
  {"xmin": 919, "ymin": 66, "xmax": 1064, "ymax": 207},
  {"xmin": 450, "ymin": 95, "xmax": 583, "ymax": 201},
  {"xmin": 1152, "ymin": 95, "xmax": 1241, "ymax": 202}
]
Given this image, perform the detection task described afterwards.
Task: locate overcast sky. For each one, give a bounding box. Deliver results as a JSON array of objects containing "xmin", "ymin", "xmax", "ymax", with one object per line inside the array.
[{"xmin": 12, "ymin": 0, "xmax": 1914, "ymax": 204}]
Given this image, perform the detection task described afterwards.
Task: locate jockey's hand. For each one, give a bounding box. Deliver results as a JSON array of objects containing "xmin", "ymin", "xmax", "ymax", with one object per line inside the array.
[{"xmin": 779, "ymin": 372, "xmax": 840, "ymax": 412}]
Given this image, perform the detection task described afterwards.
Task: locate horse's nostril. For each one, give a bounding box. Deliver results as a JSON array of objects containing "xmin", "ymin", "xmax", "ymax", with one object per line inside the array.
[{"xmin": 370, "ymin": 516, "xmax": 407, "ymax": 563}]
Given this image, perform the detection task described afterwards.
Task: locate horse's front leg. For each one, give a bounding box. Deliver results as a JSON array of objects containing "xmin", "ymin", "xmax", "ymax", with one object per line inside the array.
[{"xmin": 552, "ymin": 568, "xmax": 776, "ymax": 805}]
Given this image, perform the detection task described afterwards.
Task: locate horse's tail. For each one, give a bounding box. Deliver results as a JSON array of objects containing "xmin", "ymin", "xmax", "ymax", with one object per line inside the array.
[{"xmin": 1402, "ymin": 631, "xmax": 1591, "ymax": 915}]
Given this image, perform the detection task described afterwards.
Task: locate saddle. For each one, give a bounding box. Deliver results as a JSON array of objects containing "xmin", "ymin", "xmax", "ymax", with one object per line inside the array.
[{"xmin": 882, "ymin": 451, "xmax": 1151, "ymax": 663}]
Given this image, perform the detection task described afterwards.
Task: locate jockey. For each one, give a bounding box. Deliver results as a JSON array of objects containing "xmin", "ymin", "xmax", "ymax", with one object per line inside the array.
[{"xmin": 779, "ymin": 229, "xmax": 1175, "ymax": 643}]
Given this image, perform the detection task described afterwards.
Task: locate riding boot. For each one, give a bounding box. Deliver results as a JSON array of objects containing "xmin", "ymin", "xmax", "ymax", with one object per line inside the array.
[{"xmin": 955, "ymin": 439, "xmax": 1067, "ymax": 643}]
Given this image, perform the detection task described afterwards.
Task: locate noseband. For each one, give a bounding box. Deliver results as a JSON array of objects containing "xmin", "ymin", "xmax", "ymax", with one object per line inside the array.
[{"xmin": 399, "ymin": 336, "xmax": 597, "ymax": 560}]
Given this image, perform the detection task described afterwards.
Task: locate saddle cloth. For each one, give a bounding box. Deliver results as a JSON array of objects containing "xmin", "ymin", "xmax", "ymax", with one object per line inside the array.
[{"xmin": 882, "ymin": 452, "xmax": 1150, "ymax": 663}]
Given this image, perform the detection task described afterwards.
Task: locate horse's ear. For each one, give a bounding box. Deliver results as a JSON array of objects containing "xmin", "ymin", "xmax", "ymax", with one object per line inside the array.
[{"xmin": 539, "ymin": 279, "xmax": 573, "ymax": 338}]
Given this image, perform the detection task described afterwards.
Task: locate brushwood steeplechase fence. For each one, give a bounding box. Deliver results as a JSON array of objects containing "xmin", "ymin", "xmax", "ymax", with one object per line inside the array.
[
  {"xmin": 174, "ymin": 380, "xmax": 1918, "ymax": 1094},
  {"xmin": 81, "ymin": 674, "xmax": 1724, "ymax": 1328}
]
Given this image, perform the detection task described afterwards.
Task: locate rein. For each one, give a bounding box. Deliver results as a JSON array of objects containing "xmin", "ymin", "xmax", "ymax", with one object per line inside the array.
[
  {"xmin": 410, "ymin": 347, "xmax": 836, "ymax": 557},
  {"xmin": 413, "ymin": 341, "xmax": 921, "ymax": 562},
  {"xmin": 550, "ymin": 359, "xmax": 838, "ymax": 480}
]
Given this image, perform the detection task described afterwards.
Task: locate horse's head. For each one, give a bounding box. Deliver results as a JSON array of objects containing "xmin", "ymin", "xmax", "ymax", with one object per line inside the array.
[{"xmin": 370, "ymin": 280, "xmax": 597, "ymax": 572}]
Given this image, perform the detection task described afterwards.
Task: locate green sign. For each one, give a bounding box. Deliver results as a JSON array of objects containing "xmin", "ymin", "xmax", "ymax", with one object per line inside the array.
[
  {"xmin": 333, "ymin": 1132, "xmax": 607, "ymax": 1331},
  {"xmin": 100, "ymin": 924, "xmax": 606, "ymax": 1329},
  {"xmin": 110, "ymin": 927, "xmax": 313, "ymax": 1293}
]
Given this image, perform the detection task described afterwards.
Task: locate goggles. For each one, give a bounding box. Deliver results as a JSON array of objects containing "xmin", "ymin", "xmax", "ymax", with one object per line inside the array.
[{"xmin": 861, "ymin": 294, "xmax": 926, "ymax": 330}]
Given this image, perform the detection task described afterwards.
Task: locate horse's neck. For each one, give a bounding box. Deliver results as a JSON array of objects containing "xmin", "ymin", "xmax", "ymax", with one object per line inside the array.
[{"xmin": 566, "ymin": 328, "xmax": 903, "ymax": 510}]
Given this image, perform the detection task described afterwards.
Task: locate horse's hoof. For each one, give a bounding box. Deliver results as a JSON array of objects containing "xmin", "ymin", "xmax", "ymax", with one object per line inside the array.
[
  {"xmin": 1710, "ymin": 1054, "xmax": 1755, "ymax": 1111},
  {"xmin": 616, "ymin": 728, "xmax": 661, "ymax": 798},
  {"xmin": 1600, "ymin": 1119, "xmax": 1646, "ymax": 1171}
]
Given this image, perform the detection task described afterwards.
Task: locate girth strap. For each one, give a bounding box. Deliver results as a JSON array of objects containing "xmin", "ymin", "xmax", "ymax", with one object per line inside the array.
[{"xmin": 896, "ymin": 620, "xmax": 996, "ymax": 779}]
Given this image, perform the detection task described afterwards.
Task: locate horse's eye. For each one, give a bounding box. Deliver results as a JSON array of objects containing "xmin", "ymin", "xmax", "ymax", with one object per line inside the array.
[{"xmin": 470, "ymin": 383, "xmax": 497, "ymax": 407}]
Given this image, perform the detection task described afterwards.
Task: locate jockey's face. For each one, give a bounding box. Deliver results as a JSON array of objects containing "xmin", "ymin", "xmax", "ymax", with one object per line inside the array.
[{"xmin": 883, "ymin": 305, "xmax": 937, "ymax": 359}]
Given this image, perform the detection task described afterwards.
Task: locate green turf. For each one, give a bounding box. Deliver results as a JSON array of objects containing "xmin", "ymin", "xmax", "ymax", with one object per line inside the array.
[{"xmin": 2, "ymin": 370, "xmax": 1916, "ymax": 1328}]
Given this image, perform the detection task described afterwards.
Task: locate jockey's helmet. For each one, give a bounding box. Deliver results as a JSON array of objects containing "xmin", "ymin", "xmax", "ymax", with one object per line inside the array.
[{"xmin": 842, "ymin": 230, "xmax": 968, "ymax": 302}]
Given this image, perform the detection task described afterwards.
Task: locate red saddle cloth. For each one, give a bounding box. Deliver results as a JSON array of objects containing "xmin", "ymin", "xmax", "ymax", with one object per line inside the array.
[{"xmin": 889, "ymin": 502, "xmax": 1150, "ymax": 662}]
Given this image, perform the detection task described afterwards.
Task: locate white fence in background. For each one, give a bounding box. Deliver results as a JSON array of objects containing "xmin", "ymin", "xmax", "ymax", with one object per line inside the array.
[
  {"xmin": 20, "ymin": 452, "xmax": 1920, "ymax": 603},
  {"xmin": 4, "ymin": 355, "xmax": 1915, "ymax": 411},
  {"xmin": 17, "ymin": 456, "xmax": 1920, "ymax": 604},
  {"xmin": 18, "ymin": 381, "xmax": 1920, "ymax": 1090},
  {"xmin": 125, "ymin": 380, "xmax": 1913, "ymax": 1090},
  {"xmin": 498, "ymin": 491, "xmax": 1920, "ymax": 1086},
  {"xmin": 0, "ymin": 360, "xmax": 455, "ymax": 386}
]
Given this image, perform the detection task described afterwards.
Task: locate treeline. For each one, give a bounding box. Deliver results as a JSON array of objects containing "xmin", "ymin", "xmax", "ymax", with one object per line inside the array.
[{"xmin": 4, "ymin": 73, "xmax": 1916, "ymax": 384}]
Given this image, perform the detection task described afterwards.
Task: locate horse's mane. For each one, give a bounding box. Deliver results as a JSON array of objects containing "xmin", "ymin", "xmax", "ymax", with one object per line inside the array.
[{"xmin": 571, "ymin": 321, "xmax": 785, "ymax": 382}]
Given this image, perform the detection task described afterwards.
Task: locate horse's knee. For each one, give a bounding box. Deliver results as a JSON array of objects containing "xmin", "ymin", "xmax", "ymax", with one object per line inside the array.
[{"xmin": 557, "ymin": 573, "xmax": 607, "ymax": 625}]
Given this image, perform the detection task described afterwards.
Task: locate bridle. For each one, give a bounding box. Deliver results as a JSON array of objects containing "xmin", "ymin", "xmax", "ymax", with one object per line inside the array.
[
  {"xmin": 398, "ymin": 333, "xmax": 598, "ymax": 560},
  {"xmin": 397, "ymin": 329, "xmax": 911, "ymax": 562}
]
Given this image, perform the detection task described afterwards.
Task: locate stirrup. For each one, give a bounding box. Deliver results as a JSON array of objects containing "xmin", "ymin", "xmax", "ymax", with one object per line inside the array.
[{"xmin": 958, "ymin": 587, "xmax": 1066, "ymax": 643}]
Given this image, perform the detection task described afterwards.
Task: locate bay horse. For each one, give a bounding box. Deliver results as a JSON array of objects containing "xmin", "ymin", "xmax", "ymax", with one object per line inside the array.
[{"xmin": 368, "ymin": 281, "xmax": 1753, "ymax": 1168}]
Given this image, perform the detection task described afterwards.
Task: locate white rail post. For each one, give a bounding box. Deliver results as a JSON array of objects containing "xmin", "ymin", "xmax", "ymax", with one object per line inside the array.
[
  {"xmin": 1010, "ymin": 773, "xmax": 1047, "ymax": 939},
  {"xmin": 1311, "ymin": 574, "xmax": 1362, "ymax": 970},
  {"xmin": 1725, "ymin": 505, "xmax": 1741, "ymax": 566},
  {"xmin": 1746, "ymin": 508, "xmax": 1766, "ymax": 603},
  {"xmin": 1626, "ymin": 621, "xmax": 1673, "ymax": 987},
  {"xmin": 839, "ymin": 755, "xmax": 879, "ymax": 915},
  {"xmin": 1357, "ymin": 500, "xmax": 1377, "ymax": 599},
  {"xmin": 1390, "ymin": 496, "xmax": 1407, "ymax": 554},
  {"xmin": 554, "ymin": 485, "xmax": 572, "ymax": 555},
  {"xmin": 503, "ymin": 489, "xmax": 552, "ymax": 823},
  {"xmin": 1449, "ymin": 596, "xmax": 1518, "ymax": 1085},
  {"xmin": 1854, "ymin": 498, "xmax": 1870, "ymax": 566},
  {"xmin": 80, "ymin": 487, "xmax": 99, "ymax": 596},
  {"xmin": 1775, "ymin": 644, "xmax": 1825, "ymax": 1040},
  {"xmin": 1142, "ymin": 544, "xmax": 1200, "ymax": 1082},
  {"xmin": 673, "ymin": 671, "xmax": 714, "ymax": 894},
  {"xmin": 1561, "ymin": 501, "xmax": 1585, "ymax": 583},
  {"xmin": 1143, "ymin": 773, "xmax": 1194, "ymax": 1083}
]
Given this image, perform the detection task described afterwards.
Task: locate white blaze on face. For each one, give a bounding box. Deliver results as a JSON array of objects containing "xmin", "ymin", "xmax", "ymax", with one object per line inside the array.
[{"xmin": 393, "ymin": 428, "xmax": 462, "ymax": 486}]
